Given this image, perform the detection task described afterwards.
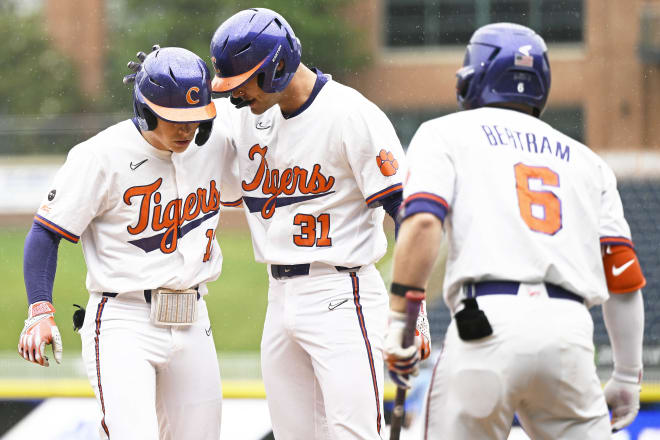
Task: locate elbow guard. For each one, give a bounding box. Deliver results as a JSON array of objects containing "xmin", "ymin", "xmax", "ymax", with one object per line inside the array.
[{"xmin": 602, "ymin": 245, "xmax": 646, "ymax": 294}]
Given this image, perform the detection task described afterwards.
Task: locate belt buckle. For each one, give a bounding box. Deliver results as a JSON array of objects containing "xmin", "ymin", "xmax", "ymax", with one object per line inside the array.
[{"xmin": 150, "ymin": 288, "xmax": 197, "ymax": 326}]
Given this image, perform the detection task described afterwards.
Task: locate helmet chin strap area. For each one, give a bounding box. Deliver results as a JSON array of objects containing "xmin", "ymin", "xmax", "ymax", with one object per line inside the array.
[
  {"xmin": 230, "ymin": 96, "xmax": 250, "ymax": 109},
  {"xmin": 194, "ymin": 121, "xmax": 213, "ymax": 146}
]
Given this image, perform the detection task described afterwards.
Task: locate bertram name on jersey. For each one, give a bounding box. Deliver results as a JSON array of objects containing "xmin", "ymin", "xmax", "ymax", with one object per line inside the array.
[{"xmin": 481, "ymin": 123, "xmax": 571, "ymax": 162}]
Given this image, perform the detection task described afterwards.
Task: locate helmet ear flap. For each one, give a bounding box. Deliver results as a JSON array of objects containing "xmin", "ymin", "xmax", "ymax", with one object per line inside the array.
[
  {"xmin": 456, "ymin": 66, "xmax": 476, "ymax": 109},
  {"xmin": 194, "ymin": 121, "xmax": 214, "ymax": 146},
  {"xmin": 133, "ymin": 98, "xmax": 158, "ymax": 131},
  {"xmin": 142, "ymin": 107, "xmax": 158, "ymax": 130}
]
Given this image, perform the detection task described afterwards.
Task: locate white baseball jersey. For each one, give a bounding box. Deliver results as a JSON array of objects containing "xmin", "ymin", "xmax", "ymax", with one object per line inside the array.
[
  {"xmin": 402, "ymin": 107, "xmax": 634, "ymax": 311},
  {"xmin": 208, "ymin": 72, "xmax": 404, "ymax": 439},
  {"xmin": 211, "ymin": 76, "xmax": 405, "ymax": 267},
  {"xmin": 35, "ymin": 119, "xmax": 242, "ymax": 295}
]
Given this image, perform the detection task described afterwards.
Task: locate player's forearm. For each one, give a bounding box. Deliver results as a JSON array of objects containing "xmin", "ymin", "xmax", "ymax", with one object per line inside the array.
[
  {"xmin": 602, "ymin": 290, "xmax": 644, "ymax": 377},
  {"xmin": 390, "ymin": 213, "xmax": 443, "ymax": 312},
  {"xmin": 24, "ymin": 222, "xmax": 61, "ymax": 305}
]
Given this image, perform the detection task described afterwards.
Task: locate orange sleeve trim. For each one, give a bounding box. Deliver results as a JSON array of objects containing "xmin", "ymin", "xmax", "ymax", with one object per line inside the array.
[
  {"xmin": 220, "ymin": 198, "xmax": 243, "ymax": 207},
  {"xmin": 34, "ymin": 215, "xmax": 79, "ymax": 243},
  {"xmin": 365, "ymin": 183, "xmax": 403, "ymax": 206}
]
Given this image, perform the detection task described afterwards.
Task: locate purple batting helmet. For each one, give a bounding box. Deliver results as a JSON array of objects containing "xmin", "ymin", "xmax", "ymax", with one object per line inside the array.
[
  {"xmin": 210, "ymin": 8, "xmax": 301, "ymax": 93},
  {"xmin": 133, "ymin": 47, "xmax": 216, "ymax": 144},
  {"xmin": 456, "ymin": 23, "xmax": 551, "ymax": 117}
]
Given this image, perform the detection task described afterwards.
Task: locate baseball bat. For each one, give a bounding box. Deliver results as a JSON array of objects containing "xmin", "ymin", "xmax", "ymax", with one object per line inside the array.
[{"xmin": 389, "ymin": 290, "xmax": 426, "ymax": 440}]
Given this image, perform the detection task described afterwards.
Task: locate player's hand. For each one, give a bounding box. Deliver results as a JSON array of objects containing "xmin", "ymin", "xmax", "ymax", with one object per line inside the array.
[
  {"xmin": 18, "ymin": 301, "xmax": 63, "ymax": 367},
  {"xmin": 604, "ymin": 367, "xmax": 642, "ymax": 432},
  {"xmin": 122, "ymin": 44, "xmax": 160, "ymax": 84},
  {"xmin": 384, "ymin": 302, "xmax": 431, "ymax": 389}
]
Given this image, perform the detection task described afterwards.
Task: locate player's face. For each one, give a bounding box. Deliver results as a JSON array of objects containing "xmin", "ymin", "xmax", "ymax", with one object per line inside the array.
[
  {"xmin": 144, "ymin": 119, "xmax": 200, "ymax": 154},
  {"xmin": 231, "ymin": 76, "xmax": 281, "ymax": 115}
]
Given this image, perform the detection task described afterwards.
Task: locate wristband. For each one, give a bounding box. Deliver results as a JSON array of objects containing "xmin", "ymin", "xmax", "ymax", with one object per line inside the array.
[
  {"xmin": 390, "ymin": 282, "xmax": 425, "ymax": 297},
  {"xmin": 613, "ymin": 365, "xmax": 643, "ymax": 384}
]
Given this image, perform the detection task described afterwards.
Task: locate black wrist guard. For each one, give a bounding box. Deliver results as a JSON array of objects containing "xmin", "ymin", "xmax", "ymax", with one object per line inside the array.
[{"xmin": 390, "ymin": 282, "xmax": 425, "ymax": 297}]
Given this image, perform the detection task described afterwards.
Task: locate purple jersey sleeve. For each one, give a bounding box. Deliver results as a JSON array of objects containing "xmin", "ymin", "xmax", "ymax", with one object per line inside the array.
[
  {"xmin": 381, "ymin": 190, "xmax": 402, "ymax": 220},
  {"xmin": 24, "ymin": 221, "xmax": 61, "ymax": 305},
  {"xmin": 380, "ymin": 190, "xmax": 403, "ymax": 236}
]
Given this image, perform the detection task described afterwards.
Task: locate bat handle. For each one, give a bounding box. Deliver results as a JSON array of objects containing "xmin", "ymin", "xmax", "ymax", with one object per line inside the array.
[
  {"xmin": 401, "ymin": 291, "xmax": 425, "ymax": 348},
  {"xmin": 389, "ymin": 290, "xmax": 425, "ymax": 440}
]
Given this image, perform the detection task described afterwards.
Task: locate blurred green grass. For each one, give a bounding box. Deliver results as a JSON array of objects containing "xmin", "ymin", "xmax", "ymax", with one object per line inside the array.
[{"xmin": 1, "ymin": 222, "xmax": 394, "ymax": 354}]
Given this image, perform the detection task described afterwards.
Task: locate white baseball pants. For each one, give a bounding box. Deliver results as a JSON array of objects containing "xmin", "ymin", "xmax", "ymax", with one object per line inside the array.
[
  {"xmin": 261, "ymin": 263, "xmax": 388, "ymax": 439},
  {"xmin": 80, "ymin": 292, "xmax": 222, "ymax": 440},
  {"xmin": 425, "ymin": 288, "xmax": 611, "ymax": 439}
]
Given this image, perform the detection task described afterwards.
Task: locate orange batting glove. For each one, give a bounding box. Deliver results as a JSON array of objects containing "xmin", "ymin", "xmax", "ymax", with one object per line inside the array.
[{"xmin": 18, "ymin": 301, "xmax": 63, "ymax": 367}]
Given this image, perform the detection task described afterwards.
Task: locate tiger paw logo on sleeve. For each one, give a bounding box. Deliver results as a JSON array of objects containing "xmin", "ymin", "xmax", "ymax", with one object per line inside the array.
[{"xmin": 376, "ymin": 149, "xmax": 399, "ymax": 176}]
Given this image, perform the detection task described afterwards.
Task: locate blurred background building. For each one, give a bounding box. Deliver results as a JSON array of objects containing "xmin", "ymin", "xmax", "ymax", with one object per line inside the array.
[
  {"xmin": 0, "ymin": 0, "xmax": 657, "ymax": 153},
  {"xmin": 27, "ymin": 0, "xmax": 660, "ymax": 150},
  {"xmin": 354, "ymin": 0, "xmax": 660, "ymax": 148}
]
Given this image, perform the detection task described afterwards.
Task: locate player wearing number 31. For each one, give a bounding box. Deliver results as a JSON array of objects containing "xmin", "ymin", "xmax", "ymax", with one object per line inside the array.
[
  {"xmin": 385, "ymin": 23, "xmax": 646, "ymax": 439},
  {"xmin": 207, "ymin": 7, "xmax": 416, "ymax": 439},
  {"xmin": 18, "ymin": 47, "xmax": 242, "ymax": 439}
]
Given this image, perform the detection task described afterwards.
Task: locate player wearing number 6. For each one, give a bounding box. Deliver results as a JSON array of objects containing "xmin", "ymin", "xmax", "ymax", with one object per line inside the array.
[
  {"xmin": 206, "ymin": 7, "xmax": 410, "ymax": 439},
  {"xmin": 385, "ymin": 23, "xmax": 646, "ymax": 438},
  {"xmin": 18, "ymin": 46, "xmax": 241, "ymax": 439}
]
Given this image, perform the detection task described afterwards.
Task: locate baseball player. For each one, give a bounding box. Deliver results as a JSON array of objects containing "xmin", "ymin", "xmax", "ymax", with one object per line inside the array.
[
  {"xmin": 385, "ymin": 23, "xmax": 646, "ymax": 439},
  {"xmin": 205, "ymin": 8, "xmax": 426, "ymax": 439},
  {"xmin": 17, "ymin": 46, "xmax": 241, "ymax": 439}
]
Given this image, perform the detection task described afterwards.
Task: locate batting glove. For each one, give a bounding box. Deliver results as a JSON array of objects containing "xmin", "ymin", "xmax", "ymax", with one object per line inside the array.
[
  {"xmin": 18, "ymin": 301, "xmax": 62, "ymax": 367},
  {"xmin": 384, "ymin": 301, "xmax": 432, "ymax": 389},
  {"xmin": 604, "ymin": 366, "xmax": 642, "ymax": 432},
  {"xmin": 416, "ymin": 300, "xmax": 432, "ymax": 361}
]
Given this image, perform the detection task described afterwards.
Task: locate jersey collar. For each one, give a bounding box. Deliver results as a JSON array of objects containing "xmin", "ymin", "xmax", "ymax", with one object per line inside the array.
[{"xmin": 282, "ymin": 68, "xmax": 329, "ymax": 120}]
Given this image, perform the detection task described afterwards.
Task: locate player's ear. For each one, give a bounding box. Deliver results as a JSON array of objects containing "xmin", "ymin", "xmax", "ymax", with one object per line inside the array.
[{"xmin": 276, "ymin": 60, "xmax": 285, "ymax": 72}]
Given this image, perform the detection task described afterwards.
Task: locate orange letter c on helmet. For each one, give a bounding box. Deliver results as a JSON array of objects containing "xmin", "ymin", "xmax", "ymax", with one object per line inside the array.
[{"xmin": 186, "ymin": 87, "xmax": 200, "ymax": 105}]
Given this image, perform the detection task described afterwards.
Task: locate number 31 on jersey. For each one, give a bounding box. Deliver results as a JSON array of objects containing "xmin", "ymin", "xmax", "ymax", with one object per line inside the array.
[{"xmin": 293, "ymin": 213, "xmax": 332, "ymax": 247}]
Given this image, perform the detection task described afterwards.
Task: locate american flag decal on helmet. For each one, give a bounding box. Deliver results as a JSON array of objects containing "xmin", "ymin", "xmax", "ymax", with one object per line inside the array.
[{"xmin": 515, "ymin": 45, "xmax": 534, "ymax": 67}]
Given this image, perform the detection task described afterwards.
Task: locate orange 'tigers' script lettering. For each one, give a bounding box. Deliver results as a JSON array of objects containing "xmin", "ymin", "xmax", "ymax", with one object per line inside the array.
[
  {"xmin": 123, "ymin": 178, "xmax": 219, "ymax": 253},
  {"xmin": 241, "ymin": 144, "xmax": 335, "ymax": 219}
]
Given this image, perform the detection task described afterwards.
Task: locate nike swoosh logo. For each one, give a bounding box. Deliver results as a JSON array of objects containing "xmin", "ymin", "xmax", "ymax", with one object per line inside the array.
[
  {"xmin": 205, "ymin": 326, "xmax": 212, "ymax": 336},
  {"xmin": 256, "ymin": 121, "xmax": 271, "ymax": 130},
  {"xmin": 612, "ymin": 259, "xmax": 635, "ymax": 277},
  {"xmin": 328, "ymin": 299, "xmax": 349, "ymax": 311},
  {"xmin": 130, "ymin": 159, "xmax": 148, "ymax": 170}
]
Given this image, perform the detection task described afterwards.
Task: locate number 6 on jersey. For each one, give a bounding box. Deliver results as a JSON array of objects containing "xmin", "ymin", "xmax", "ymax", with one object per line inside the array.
[{"xmin": 514, "ymin": 163, "xmax": 562, "ymax": 235}]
